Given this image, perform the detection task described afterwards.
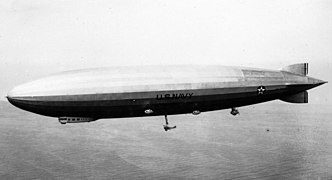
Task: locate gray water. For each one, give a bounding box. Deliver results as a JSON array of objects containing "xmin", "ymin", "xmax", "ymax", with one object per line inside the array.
[{"xmin": 0, "ymin": 101, "xmax": 331, "ymax": 179}]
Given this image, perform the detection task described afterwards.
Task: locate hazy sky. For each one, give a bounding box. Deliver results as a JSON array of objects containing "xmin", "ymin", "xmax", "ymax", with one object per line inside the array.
[{"xmin": 1, "ymin": 0, "xmax": 331, "ymax": 104}]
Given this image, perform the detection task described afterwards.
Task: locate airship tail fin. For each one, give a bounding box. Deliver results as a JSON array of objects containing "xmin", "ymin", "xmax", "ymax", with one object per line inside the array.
[
  {"xmin": 282, "ymin": 63, "xmax": 308, "ymax": 76},
  {"xmin": 280, "ymin": 91, "xmax": 308, "ymax": 103}
]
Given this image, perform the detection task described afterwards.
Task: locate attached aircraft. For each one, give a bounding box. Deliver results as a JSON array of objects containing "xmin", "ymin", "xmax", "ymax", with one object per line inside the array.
[{"xmin": 7, "ymin": 63, "xmax": 326, "ymax": 131}]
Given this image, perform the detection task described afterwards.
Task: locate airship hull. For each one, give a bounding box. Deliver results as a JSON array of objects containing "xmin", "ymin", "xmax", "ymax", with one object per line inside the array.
[{"xmin": 7, "ymin": 64, "xmax": 326, "ymax": 120}]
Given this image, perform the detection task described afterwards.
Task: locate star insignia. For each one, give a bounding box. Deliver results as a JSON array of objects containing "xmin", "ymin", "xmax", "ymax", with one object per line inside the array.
[{"xmin": 257, "ymin": 86, "xmax": 266, "ymax": 95}]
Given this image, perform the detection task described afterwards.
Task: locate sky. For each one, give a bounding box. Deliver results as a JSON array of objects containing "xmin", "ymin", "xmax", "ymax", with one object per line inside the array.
[{"xmin": 0, "ymin": 0, "xmax": 331, "ymax": 104}]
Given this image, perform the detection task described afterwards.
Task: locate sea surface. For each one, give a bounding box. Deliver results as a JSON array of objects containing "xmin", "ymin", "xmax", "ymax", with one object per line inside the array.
[{"xmin": 0, "ymin": 101, "xmax": 331, "ymax": 179}]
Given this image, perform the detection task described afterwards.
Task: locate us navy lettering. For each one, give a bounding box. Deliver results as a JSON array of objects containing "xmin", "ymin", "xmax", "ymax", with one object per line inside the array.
[{"xmin": 156, "ymin": 93, "xmax": 193, "ymax": 100}]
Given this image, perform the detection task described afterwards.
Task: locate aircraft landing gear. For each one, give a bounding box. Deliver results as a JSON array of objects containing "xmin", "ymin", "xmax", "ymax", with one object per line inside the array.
[
  {"xmin": 231, "ymin": 107, "xmax": 239, "ymax": 116},
  {"xmin": 163, "ymin": 115, "xmax": 176, "ymax": 131}
]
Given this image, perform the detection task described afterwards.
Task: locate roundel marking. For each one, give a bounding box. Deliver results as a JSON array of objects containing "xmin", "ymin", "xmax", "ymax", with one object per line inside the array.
[{"xmin": 257, "ymin": 86, "xmax": 266, "ymax": 95}]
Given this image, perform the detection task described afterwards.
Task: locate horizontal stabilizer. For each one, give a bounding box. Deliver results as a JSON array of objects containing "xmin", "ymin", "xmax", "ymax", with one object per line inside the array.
[
  {"xmin": 282, "ymin": 63, "xmax": 308, "ymax": 76},
  {"xmin": 280, "ymin": 91, "xmax": 308, "ymax": 103}
]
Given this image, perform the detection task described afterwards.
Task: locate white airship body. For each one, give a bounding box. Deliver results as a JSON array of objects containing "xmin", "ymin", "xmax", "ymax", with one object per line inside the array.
[{"xmin": 7, "ymin": 63, "xmax": 326, "ymax": 130}]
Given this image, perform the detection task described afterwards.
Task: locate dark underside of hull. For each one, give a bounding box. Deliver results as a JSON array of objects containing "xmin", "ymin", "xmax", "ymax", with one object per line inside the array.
[{"xmin": 7, "ymin": 92, "xmax": 284, "ymax": 119}]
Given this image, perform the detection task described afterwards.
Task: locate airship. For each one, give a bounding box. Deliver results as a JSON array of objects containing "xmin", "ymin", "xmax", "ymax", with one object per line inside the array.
[{"xmin": 7, "ymin": 63, "xmax": 326, "ymax": 131}]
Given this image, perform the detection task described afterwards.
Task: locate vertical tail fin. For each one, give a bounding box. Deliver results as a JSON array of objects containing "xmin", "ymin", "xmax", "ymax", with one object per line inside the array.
[
  {"xmin": 282, "ymin": 63, "xmax": 308, "ymax": 76},
  {"xmin": 280, "ymin": 91, "xmax": 308, "ymax": 103}
]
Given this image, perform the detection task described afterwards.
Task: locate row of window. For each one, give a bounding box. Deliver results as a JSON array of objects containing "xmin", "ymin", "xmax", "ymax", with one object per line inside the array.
[{"xmin": 59, "ymin": 117, "xmax": 90, "ymax": 121}]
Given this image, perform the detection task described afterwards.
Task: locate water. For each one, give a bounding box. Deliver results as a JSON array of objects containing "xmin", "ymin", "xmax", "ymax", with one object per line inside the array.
[{"xmin": 0, "ymin": 101, "xmax": 331, "ymax": 179}]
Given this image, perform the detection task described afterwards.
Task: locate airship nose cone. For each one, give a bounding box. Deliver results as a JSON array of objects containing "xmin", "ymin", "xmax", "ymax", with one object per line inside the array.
[
  {"xmin": 6, "ymin": 79, "xmax": 44, "ymax": 110},
  {"xmin": 6, "ymin": 85, "xmax": 29, "ymax": 109},
  {"xmin": 7, "ymin": 87, "xmax": 19, "ymax": 102},
  {"xmin": 6, "ymin": 75, "xmax": 60, "ymax": 99},
  {"xmin": 6, "ymin": 95, "xmax": 17, "ymax": 107},
  {"xmin": 7, "ymin": 87, "xmax": 20, "ymax": 99},
  {"xmin": 7, "ymin": 83, "xmax": 33, "ymax": 99}
]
